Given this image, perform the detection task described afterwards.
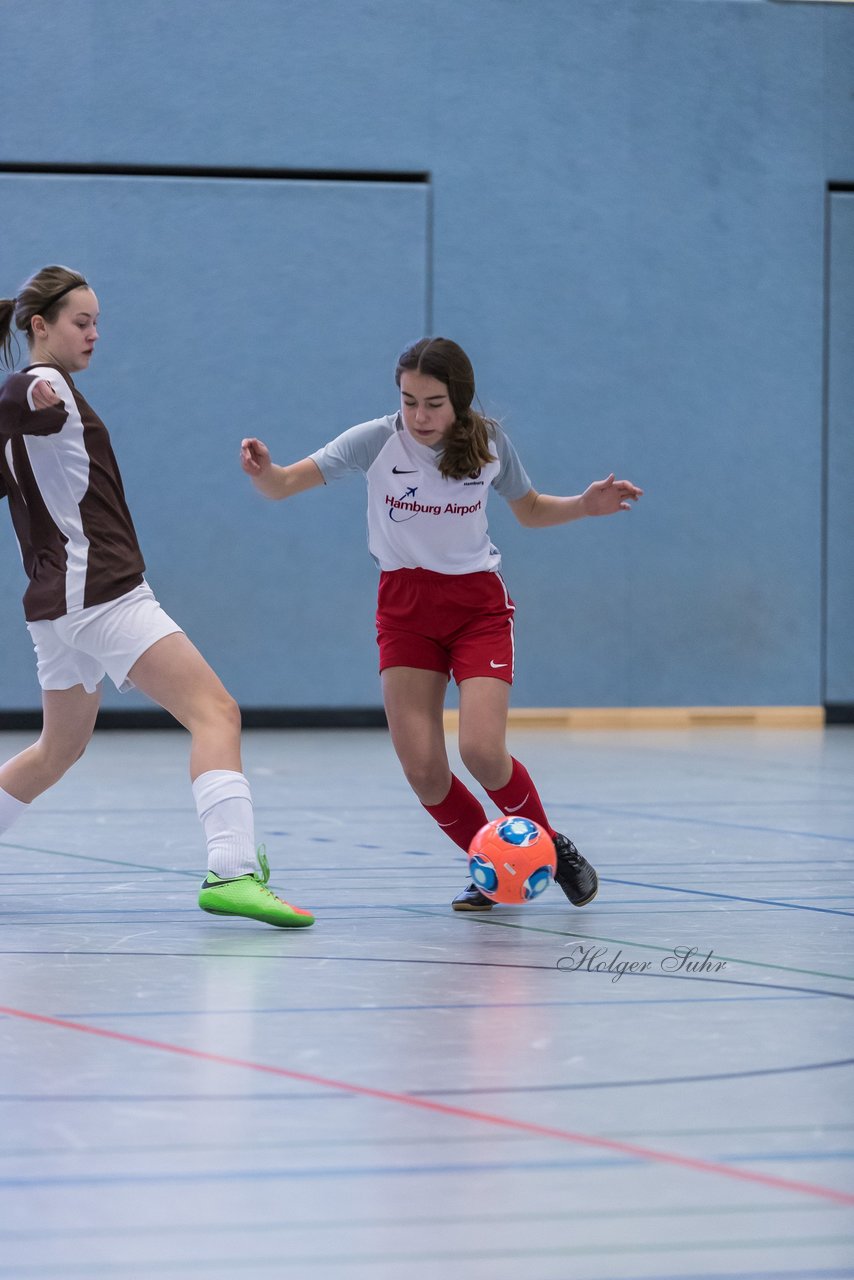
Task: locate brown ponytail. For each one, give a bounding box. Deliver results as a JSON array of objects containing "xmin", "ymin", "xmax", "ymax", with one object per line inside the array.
[
  {"xmin": 395, "ymin": 337, "xmax": 497, "ymax": 481},
  {"xmin": 0, "ymin": 297, "xmax": 16, "ymax": 370}
]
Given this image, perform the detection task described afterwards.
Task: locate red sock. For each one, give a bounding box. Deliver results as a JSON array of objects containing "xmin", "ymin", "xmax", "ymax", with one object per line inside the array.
[
  {"xmin": 423, "ymin": 775, "xmax": 489, "ymax": 853},
  {"xmin": 485, "ymin": 758, "xmax": 556, "ymax": 839}
]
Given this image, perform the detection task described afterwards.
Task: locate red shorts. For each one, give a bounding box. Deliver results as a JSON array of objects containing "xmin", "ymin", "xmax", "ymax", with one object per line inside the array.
[{"xmin": 376, "ymin": 568, "xmax": 516, "ymax": 685}]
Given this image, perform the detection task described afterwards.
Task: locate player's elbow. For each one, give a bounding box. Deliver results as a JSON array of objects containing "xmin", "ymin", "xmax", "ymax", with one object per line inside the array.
[{"xmin": 513, "ymin": 499, "xmax": 541, "ymax": 528}]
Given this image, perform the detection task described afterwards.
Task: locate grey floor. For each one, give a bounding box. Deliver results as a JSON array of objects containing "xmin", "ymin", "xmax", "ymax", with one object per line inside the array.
[{"xmin": 0, "ymin": 724, "xmax": 852, "ymax": 1280}]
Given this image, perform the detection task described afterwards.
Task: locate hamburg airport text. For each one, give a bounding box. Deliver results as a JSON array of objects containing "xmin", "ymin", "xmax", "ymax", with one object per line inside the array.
[{"xmin": 386, "ymin": 494, "xmax": 483, "ymax": 517}]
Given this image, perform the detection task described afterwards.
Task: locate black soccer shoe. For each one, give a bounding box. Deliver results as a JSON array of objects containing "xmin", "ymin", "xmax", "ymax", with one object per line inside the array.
[
  {"xmin": 451, "ymin": 882, "xmax": 494, "ymax": 912},
  {"xmin": 552, "ymin": 833, "xmax": 599, "ymax": 906}
]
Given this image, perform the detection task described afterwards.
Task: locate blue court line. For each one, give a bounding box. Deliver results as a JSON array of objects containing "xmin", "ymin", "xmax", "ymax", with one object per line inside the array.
[
  {"xmin": 592, "ymin": 1270, "xmax": 854, "ymax": 1280},
  {"xmin": 0, "ymin": 902, "xmax": 845, "ymax": 920},
  {"xmin": 602, "ymin": 877, "xmax": 854, "ymax": 917},
  {"xmin": 1, "ymin": 1128, "xmax": 849, "ymax": 1163},
  {"xmin": 0, "ymin": 1257, "xmax": 852, "ymax": 1280},
  {"xmin": 0, "ymin": 844, "xmax": 201, "ymax": 877},
  {"xmin": 604, "ymin": 861, "xmax": 854, "ymax": 870},
  {"xmin": 0, "ymin": 952, "xmax": 852, "ymax": 1003},
  {"xmin": 721, "ymin": 1151, "xmax": 854, "ymax": 1164},
  {"xmin": 1, "ymin": 1015, "xmax": 850, "ymax": 1098},
  {"xmin": 0, "ymin": 1201, "xmax": 836, "ymax": 1236},
  {"xmin": 43, "ymin": 993, "xmax": 817, "ymax": 1019},
  {"xmin": 0, "ymin": 1091, "xmax": 348, "ymax": 1104},
  {"xmin": 1, "ymin": 1151, "xmax": 853, "ymax": 1191},
  {"xmin": 409, "ymin": 1056, "xmax": 854, "ymax": 1097},
  {"xmin": 759, "ymin": 896, "xmax": 854, "ymax": 903},
  {"xmin": 2, "ymin": 857, "xmax": 847, "ymax": 870},
  {"xmin": 3, "ymin": 897, "xmax": 852, "ymax": 920},
  {"xmin": 0, "ymin": 1153, "xmax": 637, "ymax": 1188},
  {"xmin": 552, "ymin": 801, "xmax": 854, "ymax": 846}
]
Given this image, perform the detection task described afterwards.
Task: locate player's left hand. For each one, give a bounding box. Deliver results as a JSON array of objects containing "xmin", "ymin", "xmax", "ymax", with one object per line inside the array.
[{"xmin": 582, "ymin": 474, "xmax": 643, "ymax": 516}]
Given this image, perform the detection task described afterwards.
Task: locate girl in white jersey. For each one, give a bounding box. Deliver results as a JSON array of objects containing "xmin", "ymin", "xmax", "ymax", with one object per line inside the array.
[
  {"xmin": 242, "ymin": 337, "xmax": 642, "ymax": 911},
  {"xmin": 0, "ymin": 265, "xmax": 313, "ymax": 928}
]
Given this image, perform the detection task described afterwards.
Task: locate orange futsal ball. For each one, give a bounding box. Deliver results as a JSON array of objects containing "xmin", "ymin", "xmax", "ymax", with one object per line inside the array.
[{"xmin": 467, "ymin": 817, "xmax": 557, "ymax": 905}]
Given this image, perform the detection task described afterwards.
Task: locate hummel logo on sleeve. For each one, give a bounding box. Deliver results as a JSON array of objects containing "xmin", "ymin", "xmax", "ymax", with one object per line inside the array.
[{"xmin": 392, "ymin": 466, "xmax": 417, "ymax": 474}]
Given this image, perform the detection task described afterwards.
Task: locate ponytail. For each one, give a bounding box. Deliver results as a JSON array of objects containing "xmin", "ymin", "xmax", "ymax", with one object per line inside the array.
[
  {"xmin": 436, "ymin": 407, "xmax": 496, "ymax": 481},
  {"xmin": 0, "ymin": 297, "xmax": 16, "ymax": 370}
]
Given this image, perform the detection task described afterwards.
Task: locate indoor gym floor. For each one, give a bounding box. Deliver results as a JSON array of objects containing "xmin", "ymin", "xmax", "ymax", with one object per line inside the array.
[{"xmin": 0, "ymin": 723, "xmax": 852, "ymax": 1279}]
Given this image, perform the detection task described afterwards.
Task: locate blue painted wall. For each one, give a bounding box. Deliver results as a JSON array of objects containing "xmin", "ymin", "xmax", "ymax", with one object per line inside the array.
[
  {"xmin": 826, "ymin": 193, "xmax": 854, "ymax": 705},
  {"xmin": 0, "ymin": 0, "xmax": 850, "ymax": 710}
]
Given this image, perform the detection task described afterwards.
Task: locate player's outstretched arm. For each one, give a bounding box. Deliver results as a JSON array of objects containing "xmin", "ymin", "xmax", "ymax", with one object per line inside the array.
[
  {"xmin": 240, "ymin": 437, "xmax": 325, "ymax": 501},
  {"xmin": 509, "ymin": 475, "xmax": 643, "ymax": 528}
]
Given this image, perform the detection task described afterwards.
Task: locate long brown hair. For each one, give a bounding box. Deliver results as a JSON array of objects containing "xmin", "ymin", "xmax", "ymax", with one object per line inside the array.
[
  {"xmin": 395, "ymin": 337, "xmax": 497, "ymax": 480},
  {"xmin": 0, "ymin": 265, "xmax": 89, "ymax": 369}
]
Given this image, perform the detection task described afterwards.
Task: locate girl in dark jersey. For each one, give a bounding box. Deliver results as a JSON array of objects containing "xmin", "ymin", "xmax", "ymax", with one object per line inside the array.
[
  {"xmin": 241, "ymin": 337, "xmax": 642, "ymax": 911},
  {"xmin": 0, "ymin": 265, "xmax": 312, "ymax": 928}
]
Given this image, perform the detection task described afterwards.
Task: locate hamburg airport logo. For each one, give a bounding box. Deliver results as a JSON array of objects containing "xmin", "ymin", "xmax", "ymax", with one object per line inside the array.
[
  {"xmin": 389, "ymin": 485, "xmax": 421, "ymax": 521},
  {"xmin": 386, "ymin": 460, "xmax": 484, "ymax": 523},
  {"xmin": 387, "ymin": 483, "xmax": 483, "ymax": 523}
]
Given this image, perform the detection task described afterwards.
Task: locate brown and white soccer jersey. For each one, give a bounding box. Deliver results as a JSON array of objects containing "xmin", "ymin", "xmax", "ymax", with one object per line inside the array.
[{"xmin": 0, "ymin": 364, "xmax": 145, "ymax": 622}]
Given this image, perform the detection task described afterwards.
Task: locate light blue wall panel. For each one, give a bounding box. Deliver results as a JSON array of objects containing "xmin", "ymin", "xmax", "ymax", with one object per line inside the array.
[
  {"xmin": 0, "ymin": 0, "xmax": 847, "ymax": 709},
  {"xmin": 0, "ymin": 175, "xmax": 428, "ymax": 708},
  {"xmin": 423, "ymin": 1, "xmax": 826, "ymax": 707},
  {"xmin": 825, "ymin": 8, "xmax": 854, "ymax": 181},
  {"xmin": 825, "ymin": 193, "xmax": 854, "ymax": 704}
]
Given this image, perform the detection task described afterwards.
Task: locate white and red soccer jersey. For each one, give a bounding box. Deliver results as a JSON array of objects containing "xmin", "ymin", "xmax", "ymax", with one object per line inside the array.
[
  {"xmin": 310, "ymin": 414, "xmax": 531, "ymax": 575},
  {"xmin": 0, "ymin": 365, "xmax": 145, "ymax": 622}
]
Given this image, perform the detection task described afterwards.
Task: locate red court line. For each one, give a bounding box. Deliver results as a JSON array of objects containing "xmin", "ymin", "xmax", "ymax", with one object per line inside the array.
[{"xmin": 3, "ymin": 1003, "xmax": 853, "ymax": 1207}]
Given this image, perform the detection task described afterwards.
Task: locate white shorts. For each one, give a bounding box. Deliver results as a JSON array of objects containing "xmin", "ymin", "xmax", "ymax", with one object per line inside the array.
[{"xmin": 27, "ymin": 582, "xmax": 184, "ymax": 695}]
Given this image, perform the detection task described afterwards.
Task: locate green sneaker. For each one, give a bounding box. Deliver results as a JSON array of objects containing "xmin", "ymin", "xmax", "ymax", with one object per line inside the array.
[{"xmin": 198, "ymin": 847, "xmax": 314, "ymax": 928}]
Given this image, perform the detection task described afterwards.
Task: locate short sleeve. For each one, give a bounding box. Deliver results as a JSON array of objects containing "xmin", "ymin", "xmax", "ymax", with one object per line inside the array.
[
  {"xmin": 490, "ymin": 425, "xmax": 532, "ymax": 501},
  {"xmin": 309, "ymin": 416, "xmax": 397, "ymax": 482}
]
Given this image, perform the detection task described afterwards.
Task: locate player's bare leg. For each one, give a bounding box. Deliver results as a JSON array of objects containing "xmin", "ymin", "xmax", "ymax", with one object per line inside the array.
[
  {"xmin": 457, "ymin": 676, "xmax": 513, "ymax": 791},
  {"xmin": 127, "ymin": 632, "xmax": 242, "ymax": 782},
  {"xmin": 128, "ymin": 633, "xmax": 313, "ymax": 927},
  {"xmin": 0, "ymin": 684, "xmax": 101, "ymax": 806},
  {"xmin": 382, "ymin": 666, "xmax": 494, "ymax": 907},
  {"xmin": 457, "ymin": 675, "xmax": 599, "ymax": 908}
]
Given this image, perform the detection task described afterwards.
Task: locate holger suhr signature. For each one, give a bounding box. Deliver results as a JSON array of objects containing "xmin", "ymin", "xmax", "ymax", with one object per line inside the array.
[{"xmin": 556, "ymin": 945, "xmax": 727, "ymax": 983}]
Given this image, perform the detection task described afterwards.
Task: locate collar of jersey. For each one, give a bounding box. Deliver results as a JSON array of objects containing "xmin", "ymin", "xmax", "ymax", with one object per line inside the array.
[{"xmin": 394, "ymin": 415, "xmax": 445, "ymax": 460}]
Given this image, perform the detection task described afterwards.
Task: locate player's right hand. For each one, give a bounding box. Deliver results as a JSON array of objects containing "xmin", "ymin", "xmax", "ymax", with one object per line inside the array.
[
  {"xmin": 32, "ymin": 379, "xmax": 63, "ymax": 410},
  {"xmin": 240, "ymin": 437, "xmax": 271, "ymax": 475}
]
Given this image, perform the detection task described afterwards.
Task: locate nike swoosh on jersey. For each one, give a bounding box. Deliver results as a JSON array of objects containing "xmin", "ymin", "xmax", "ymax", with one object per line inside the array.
[
  {"xmin": 392, "ymin": 466, "xmax": 417, "ymax": 474},
  {"xmin": 490, "ymin": 660, "xmax": 509, "ymax": 668}
]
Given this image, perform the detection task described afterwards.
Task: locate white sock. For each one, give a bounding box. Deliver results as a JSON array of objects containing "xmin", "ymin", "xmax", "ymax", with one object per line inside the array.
[
  {"xmin": 0, "ymin": 786, "xmax": 29, "ymax": 836},
  {"xmin": 192, "ymin": 770, "xmax": 257, "ymax": 879}
]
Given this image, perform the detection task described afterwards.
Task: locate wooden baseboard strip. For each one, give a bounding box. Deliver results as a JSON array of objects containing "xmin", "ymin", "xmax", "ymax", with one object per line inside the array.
[{"xmin": 442, "ymin": 706, "xmax": 825, "ymax": 731}]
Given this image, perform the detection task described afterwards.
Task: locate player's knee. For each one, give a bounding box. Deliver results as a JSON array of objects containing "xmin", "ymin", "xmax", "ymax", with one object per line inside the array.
[
  {"xmin": 202, "ymin": 688, "xmax": 241, "ymax": 735},
  {"xmin": 400, "ymin": 757, "xmax": 447, "ymax": 801},
  {"xmin": 219, "ymin": 690, "xmax": 242, "ymax": 733},
  {"xmin": 36, "ymin": 735, "xmax": 89, "ymax": 783},
  {"xmin": 459, "ymin": 740, "xmax": 505, "ymax": 785}
]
